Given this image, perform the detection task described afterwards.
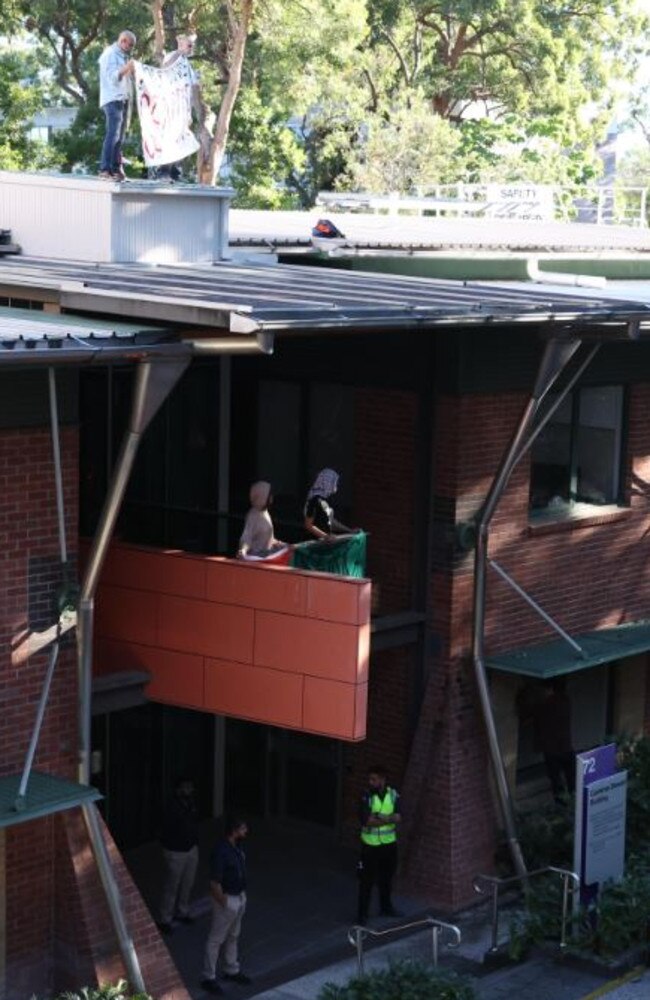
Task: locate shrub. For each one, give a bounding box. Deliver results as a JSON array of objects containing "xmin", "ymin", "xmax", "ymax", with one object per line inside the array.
[
  {"xmin": 317, "ymin": 960, "xmax": 475, "ymax": 1000},
  {"xmin": 51, "ymin": 982, "xmax": 153, "ymax": 1000}
]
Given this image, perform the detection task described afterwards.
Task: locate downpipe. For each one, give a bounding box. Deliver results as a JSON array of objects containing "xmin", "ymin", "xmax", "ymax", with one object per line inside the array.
[{"xmin": 471, "ymin": 337, "xmax": 582, "ymax": 880}]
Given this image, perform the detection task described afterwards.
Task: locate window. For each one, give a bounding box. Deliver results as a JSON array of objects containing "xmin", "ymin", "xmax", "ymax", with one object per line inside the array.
[
  {"xmin": 254, "ymin": 379, "xmax": 355, "ymax": 538},
  {"xmin": 529, "ymin": 385, "xmax": 624, "ymax": 516}
]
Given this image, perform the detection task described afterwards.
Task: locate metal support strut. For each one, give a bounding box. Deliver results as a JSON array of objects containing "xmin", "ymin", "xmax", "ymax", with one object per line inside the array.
[
  {"xmin": 77, "ymin": 357, "xmax": 190, "ymax": 994},
  {"xmin": 15, "ymin": 369, "xmax": 68, "ymax": 811},
  {"xmin": 471, "ymin": 336, "xmax": 584, "ymax": 879}
]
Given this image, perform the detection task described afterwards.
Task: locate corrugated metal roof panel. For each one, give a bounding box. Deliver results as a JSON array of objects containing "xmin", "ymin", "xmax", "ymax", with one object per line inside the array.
[
  {"xmin": 0, "ymin": 258, "xmax": 648, "ymax": 337},
  {"xmin": 0, "ymin": 306, "xmax": 184, "ymax": 363},
  {"xmin": 486, "ymin": 620, "xmax": 650, "ymax": 679}
]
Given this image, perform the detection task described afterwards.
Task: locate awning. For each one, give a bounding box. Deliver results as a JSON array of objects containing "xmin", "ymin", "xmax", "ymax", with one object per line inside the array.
[
  {"xmin": 0, "ymin": 771, "xmax": 101, "ymax": 828},
  {"xmin": 486, "ymin": 619, "xmax": 650, "ymax": 679}
]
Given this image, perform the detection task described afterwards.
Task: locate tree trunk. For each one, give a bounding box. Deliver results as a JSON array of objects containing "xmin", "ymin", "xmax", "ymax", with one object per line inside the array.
[
  {"xmin": 150, "ymin": 0, "xmax": 166, "ymax": 64},
  {"xmin": 198, "ymin": 0, "xmax": 254, "ymax": 186}
]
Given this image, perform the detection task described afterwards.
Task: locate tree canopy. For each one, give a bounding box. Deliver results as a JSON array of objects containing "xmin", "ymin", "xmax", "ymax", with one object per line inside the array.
[{"xmin": 1, "ymin": 0, "xmax": 648, "ymax": 202}]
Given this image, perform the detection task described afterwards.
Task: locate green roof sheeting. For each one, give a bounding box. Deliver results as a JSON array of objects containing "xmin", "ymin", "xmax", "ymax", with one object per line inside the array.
[
  {"xmin": 486, "ymin": 620, "xmax": 650, "ymax": 678},
  {"xmin": 0, "ymin": 771, "xmax": 101, "ymax": 828}
]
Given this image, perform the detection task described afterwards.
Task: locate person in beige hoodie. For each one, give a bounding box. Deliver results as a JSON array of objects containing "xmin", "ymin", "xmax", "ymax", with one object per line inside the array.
[{"xmin": 237, "ymin": 481, "xmax": 286, "ymax": 559}]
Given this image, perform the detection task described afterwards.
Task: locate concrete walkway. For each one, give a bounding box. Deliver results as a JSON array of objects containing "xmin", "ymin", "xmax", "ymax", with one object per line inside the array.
[{"xmin": 124, "ymin": 823, "xmax": 647, "ymax": 1000}]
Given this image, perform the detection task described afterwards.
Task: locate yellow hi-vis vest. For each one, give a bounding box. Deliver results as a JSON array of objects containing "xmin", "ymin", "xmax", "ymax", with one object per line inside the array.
[{"xmin": 360, "ymin": 787, "xmax": 398, "ymax": 846}]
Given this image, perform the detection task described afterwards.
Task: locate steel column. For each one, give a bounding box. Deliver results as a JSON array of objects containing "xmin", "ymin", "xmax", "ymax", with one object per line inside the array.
[
  {"xmin": 472, "ymin": 337, "xmax": 582, "ymax": 880},
  {"xmin": 82, "ymin": 803, "xmax": 145, "ymax": 993},
  {"xmin": 77, "ymin": 357, "xmax": 190, "ymax": 993}
]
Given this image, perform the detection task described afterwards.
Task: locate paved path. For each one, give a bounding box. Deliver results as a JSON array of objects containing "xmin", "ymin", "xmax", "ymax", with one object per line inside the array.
[{"xmin": 125, "ymin": 827, "xmax": 647, "ymax": 1000}]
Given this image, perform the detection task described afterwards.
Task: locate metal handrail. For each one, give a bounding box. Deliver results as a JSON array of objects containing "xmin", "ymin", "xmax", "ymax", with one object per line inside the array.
[
  {"xmin": 473, "ymin": 866, "xmax": 579, "ymax": 953},
  {"xmin": 347, "ymin": 916, "xmax": 461, "ymax": 976}
]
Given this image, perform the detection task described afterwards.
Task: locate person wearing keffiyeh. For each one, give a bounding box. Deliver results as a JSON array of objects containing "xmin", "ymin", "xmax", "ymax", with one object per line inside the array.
[{"xmin": 303, "ymin": 468, "xmax": 355, "ymax": 539}]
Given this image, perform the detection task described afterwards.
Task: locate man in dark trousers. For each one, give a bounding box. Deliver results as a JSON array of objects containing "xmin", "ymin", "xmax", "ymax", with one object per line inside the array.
[
  {"xmin": 158, "ymin": 776, "xmax": 199, "ymax": 933},
  {"xmin": 358, "ymin": 765, "xmax": 402, "ymax": 924},
  {"xmin": 201, "ymin": 816, "xmax": 252, "ymax": 995}
]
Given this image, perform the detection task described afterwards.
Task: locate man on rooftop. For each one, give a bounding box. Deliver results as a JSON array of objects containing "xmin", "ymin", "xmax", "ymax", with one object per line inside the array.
[{"xmin": 98, "ymin": 30, "xmax": 136, "ymax": 181}]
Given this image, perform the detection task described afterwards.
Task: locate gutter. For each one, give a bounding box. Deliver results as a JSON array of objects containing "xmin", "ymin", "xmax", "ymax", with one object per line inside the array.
[{"xmin": 526, "ymin": 258, "xmax": 608, "ymax": 289}]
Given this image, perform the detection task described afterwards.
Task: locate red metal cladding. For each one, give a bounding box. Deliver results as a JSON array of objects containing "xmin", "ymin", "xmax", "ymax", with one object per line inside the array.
[{"xmin": 93, "ymin": 542, "xmax": 371, "ymax": 741}]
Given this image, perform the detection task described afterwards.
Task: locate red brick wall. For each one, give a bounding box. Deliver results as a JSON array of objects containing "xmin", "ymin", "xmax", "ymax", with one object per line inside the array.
[
  {"xmin": 0, "ymin": 425, "xmax": 188, "ymax": 997},
  {"xmin": 354, "ymin": 388, "xmax": 418, "ymax": 614},
  {"xmin": 399, "ymin": 384, "xmax": 650, "ymax": 909},
  {"xmin": 453, "ymin": 387, "xmax": 650, "ymax": 653},
  {"xmin": 1, "ymin": 426, "xmax": 78, "ymax": 997}
]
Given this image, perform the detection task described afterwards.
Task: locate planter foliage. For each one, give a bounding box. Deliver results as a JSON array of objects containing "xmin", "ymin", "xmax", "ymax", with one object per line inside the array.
[{"xmin": 318, "ymin": 960, "xmax": 475, "ymax": 1000}]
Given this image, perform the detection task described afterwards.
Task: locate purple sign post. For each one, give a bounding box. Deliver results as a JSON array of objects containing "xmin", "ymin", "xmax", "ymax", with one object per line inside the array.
[{"xmin": 573, "ymin": 743, "xmax": 618, "ymax": 915}]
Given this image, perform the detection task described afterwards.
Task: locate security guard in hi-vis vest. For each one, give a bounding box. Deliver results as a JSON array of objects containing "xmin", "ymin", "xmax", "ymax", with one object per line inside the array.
[{"xmin": 358, "ymin": 765, "xmax": 402, "ymax": 923}]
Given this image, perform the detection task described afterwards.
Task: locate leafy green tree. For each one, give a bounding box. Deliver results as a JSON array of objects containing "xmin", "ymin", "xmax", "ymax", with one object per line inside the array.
[
  {"xmin": 340, "ymin": 92, "xmax": 461, "ymax": 192},
  {"xmin": 0, "ymin": 44, "xmax": 62, "ymax": 170},
  {"xmin": 8, "ymin": 0, "xmax": 650, "ymax": 201}
]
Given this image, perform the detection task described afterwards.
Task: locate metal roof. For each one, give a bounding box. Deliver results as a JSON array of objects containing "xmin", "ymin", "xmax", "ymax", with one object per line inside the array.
[
  {"xmin": 486, "ymin": 620, "xmax": 650, "ymax": 679},
  {"xmin": 0, "ymin": 306, "xmax": 188, "ymax": 364},
  {"xmin": 230, "ymin": 208, "xmax": 650, "ymax": 253},
  {"xmin": 0, "ymin": 257, "xmax": 648, "ymax": 338},
  {"xmin": 0, "ymin": 771, "xmax": 101, "ymax": 828}
]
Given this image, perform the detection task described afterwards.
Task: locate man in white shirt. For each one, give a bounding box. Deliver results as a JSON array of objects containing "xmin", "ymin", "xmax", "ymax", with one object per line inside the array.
[{"xmin": 98, "ymin": 31, "xmax": 136, "ymax": 180}]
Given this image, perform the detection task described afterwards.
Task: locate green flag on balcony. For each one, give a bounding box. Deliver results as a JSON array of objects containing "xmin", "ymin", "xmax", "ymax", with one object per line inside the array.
[{"xmin": 290, "ymin": 532, "xmax": 367, "ymax": 578}]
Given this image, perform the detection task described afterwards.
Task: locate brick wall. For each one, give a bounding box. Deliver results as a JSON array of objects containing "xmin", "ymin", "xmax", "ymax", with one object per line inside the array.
[
  {"xmin": 354, "ymin": 387, "xmax": 418, "ymax": 614},
  {"xmin": 0, "ymin": 425, "xmax": 188, "ymax": 997},
  {"xmin": 455, "ymin": 386, "xmax": 650, "ymax": 652},
  {"xmin": 1, "ymin": 426, "xmax": 78, "ymax": 997},
  {"xmin": 398, "ymin": 384, "xmax": 650, "ymax": 909}
]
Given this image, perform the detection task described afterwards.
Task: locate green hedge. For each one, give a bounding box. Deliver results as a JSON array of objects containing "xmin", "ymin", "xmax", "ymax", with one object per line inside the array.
[{"xmin": 317, "ymin": 960, "xmax": 475, "ymax": 1000}]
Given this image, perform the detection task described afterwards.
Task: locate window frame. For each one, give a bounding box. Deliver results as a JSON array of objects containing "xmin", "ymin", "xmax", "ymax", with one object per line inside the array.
[{"xmin": 529, "ymin": 383, "xmax": 628, "ymax": 518}]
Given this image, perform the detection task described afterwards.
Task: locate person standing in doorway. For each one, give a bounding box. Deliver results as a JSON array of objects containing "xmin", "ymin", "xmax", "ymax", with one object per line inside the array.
[
  {"xmin": 358, "ymin": 766, "xmax": 402, "ymax": 924},
  {"xmin": 531, "ymin": 677, "xmax": 575, "ymax": 804},
  {"xmin": 98, "ymin": 30, "xmax": 136, "ymax": 180},
  {"xmin": 201, "ymin": 817, "xmax": 252, "ymax": 995},
  {"xmin": 157, "ymin": 776, "xmax": 199, "ymax": 933}
]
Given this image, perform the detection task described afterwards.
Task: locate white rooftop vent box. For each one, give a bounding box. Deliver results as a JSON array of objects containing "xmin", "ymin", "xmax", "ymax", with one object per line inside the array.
[{"xmin": 0, "ymin": 171, "xmax": 234, "ymax": 264}]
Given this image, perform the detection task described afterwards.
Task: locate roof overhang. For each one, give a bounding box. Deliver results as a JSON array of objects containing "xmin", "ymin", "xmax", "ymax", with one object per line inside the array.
[
  {"xmin": 486, "ymin": 619, "xmax": 650, "ymax": 679},
  {"xmin": 0, "ymin": 258, "xmax": 649, "ymax": 342},
  {"xmin": 0, "ymin": 771, "xmax": 101, "ymax": 828}
]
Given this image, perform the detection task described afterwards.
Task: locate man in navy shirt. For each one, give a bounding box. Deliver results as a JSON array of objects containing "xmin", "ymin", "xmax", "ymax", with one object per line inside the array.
[{"xmin": 201, "ymin": 817, "xmax": 251, "ymax": 995}]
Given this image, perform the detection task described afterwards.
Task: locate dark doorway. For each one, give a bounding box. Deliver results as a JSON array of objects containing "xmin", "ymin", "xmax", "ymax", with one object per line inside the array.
[
  {"xmin": 91, "ymin": 703, "xmax": 215, "ymax": 850},
  {"xmin": 225, "ymin": 719, "xmax": 341, "ymax": 829}
]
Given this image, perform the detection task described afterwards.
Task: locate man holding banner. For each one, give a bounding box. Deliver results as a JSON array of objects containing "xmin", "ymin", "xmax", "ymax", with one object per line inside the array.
[{"xmin": 133, "ymin": 36, "xmax": 200, "ymax": 178}]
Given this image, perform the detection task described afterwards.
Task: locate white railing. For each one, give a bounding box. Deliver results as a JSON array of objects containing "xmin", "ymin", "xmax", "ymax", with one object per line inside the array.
[{"xmin": 316, "ymin": 185, "xmax": 649, "ymax": 227}]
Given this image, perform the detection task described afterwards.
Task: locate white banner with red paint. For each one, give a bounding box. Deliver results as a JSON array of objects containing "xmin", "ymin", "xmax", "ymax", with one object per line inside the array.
[{"xmin": 134, "ymin": 57, "xmax": 200, "ymax": 167}]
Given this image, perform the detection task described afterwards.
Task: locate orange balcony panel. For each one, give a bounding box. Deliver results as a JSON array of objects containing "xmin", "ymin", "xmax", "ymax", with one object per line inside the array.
[
  {"xmin": 99, "ymin": 543, "xmax": 207, "ymax": 600},
  {"xmin": 305, "ymin": 574, "xmax": 371, "ymax": 625},
  {"xmin": 141, "ymin": 647, "xmax": 205, "ymax": 710},
  {"xmin": 353, "ymin": 680, "xmax": 368, "ymax": 741},
  {"xmin": 93, "ymin": 638, "xmax": 146, "ymax": 677},
  {"xmin": 204, "ymin": 658, "xmax": 303, "ymax": 729},
  {"xmin": 302, "ymin": 676, "xmax": 367, "ymax": 741},
  {"xmin": 157, "ymin": 595, "xmax": 254, "ymax": 663},
  {"xmin": 93, "ymin": 542, "xmax": 371, "ymax": 741},
  {"xmin": 253, "ymin": 612, "xmax": 369, "ymax": 684},
  {"xmin": 95, "ymin": 585, "xmax": 158, "ymax": 647},
  {"xmin": 204, "ymin": 559, "xmax": 306, "ymax": 615}
]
